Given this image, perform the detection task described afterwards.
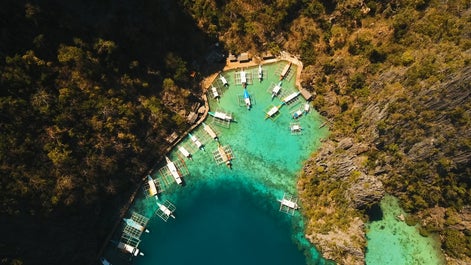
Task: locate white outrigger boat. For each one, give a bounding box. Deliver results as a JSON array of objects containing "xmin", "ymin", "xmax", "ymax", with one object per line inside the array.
[
  {"xmin": 304, "ymin": 102, "xmax": 310, "ymax": 113},
  {"xmin": 279, "ymin": 197, "xmax": 299, "ymax": 210},
  {"xmin": 243, "ymin": 89, "xmax": 251, "ymax": 110},
  {"xmin": 189, "ymin": 133, "xmax": 205, "ymax": 151},
  {"xmin": 265, "ymin": 105, "xmax": 282, "ymax": 119},
  {"xmin": 282, "ymin": 91, "xmax": 300, "ymax": 104},
  {"xmin": 117, "ymin": 241, "xmax": 144, "ymax": 256},
  {"xmin": 290, "ymin": 123, "xmax": 302, "ymax": 133},
  {"xmin": 155, "ymin": 197, "xmax": 176, "ymax": 222},
  {"xmin": 220, "ymin": 75, "xmax": 228, "ymax": 86},
  {"xmin": 272, "ymin": 82, "xmax": 282, "ymax": 99},
  {"xmin": 292, "ymin": 109, "xmax": 303, "ymax": 119},
  {"xmin": 278, "ymin": 193, "xmax": 299, "ymax": 216},
  {"xmin": 280, "ymin": 62, "xmax": 292, "ymax": 80},
  {"xmin": 240, "ymin": 70, "xmax": 247, "ymax": 88},
  {"xmin": 211, "ymin": 86, "xmax": 220, "ymax": 101},
  {"xmin": 146, "ymin": 175, "xmax": 158, "ymax": 197},
  {"xmin": 217, "ymin": 143, "xmax": 232, "ymax": 168},
  {"xmin": 203, "ymin": 122, "xmax": 218, "ymax": 141},
  {"xmin": 178, "ymin": 146, "xmax": 192, "ymax": 160},
  {"xmin": 123, "ymin": 217, "xmax": 149, "ymax": 233},
  {"xmin": 156, "ymin": 202, "xmax": 175, "ymax": 219},
  {"xmin": 208, "ymin": 111, "xmax": 233, "ymax": 122},
  {"xmin": 166, "ymin": 156, "xmax": 183, "ymax": 185}
]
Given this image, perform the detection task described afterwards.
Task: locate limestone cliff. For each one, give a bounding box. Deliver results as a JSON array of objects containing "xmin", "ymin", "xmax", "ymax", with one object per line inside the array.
[{"xmin": 298, "ymin": 64, "xmax": 471, "ymax": 264}]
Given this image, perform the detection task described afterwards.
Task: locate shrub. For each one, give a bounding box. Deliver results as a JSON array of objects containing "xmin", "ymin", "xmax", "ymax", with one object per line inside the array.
[{"xmin": 368, "ymin": 48, "xmax": 387, "ymax": 63}]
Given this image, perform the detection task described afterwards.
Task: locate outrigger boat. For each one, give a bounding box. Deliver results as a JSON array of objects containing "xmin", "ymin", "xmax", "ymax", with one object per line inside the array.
[
  {"xmin": 240, "ymin": 70, "xmax": 247, "ymax": 88},
  {"xmin": 165, "ymin": 156, "xmax": 183, "ymax": 185},
  {"xmin": 304, "ymin": 103, "xmax": 310, "ymax": 113},
  {"xmin": 116, "ymin": 241, "xmax": 143, "ymax": 257},
  {"xmin": 282, "ymin": 91, "xmax": 300, "ymax": 104},
  {"xmin": 290, "ymin": 123, "xmax": 302, "ymax": 133},
  {"xmin": 278, "ymin": 193, "xmax": 299, "ymax": 216},
  {"xmin": 189, "ymin": 133, "xmax": 205, "ymax": 151},
  {"xmin": 156, "ymin": 202, "xmax": 175, "ymax": 219},
  {"xmin": 280, "ymin": 62, "xmax": 292, "ymax": 80},
  {"xmin": 292, "ymin": 109, "xmax": 303, "ymax": 119},
  {"xmin": 203, "ymin": 122, "xmax": 218, "ymax": 141},
  {"xmin": 272, "ymin": 82, "xmax": 282, "ymax": 99},
  {"xmin": 123, "ymin": 217, "xmax": 150, "ymax": 233},
  {"xmin": 155, "ymin": 197, "xmax": 176, "ymax": 221},
  {"xmin": 217, "ymin": 143, "xmax": 232, "ymax": 169},
  {"xmin": 243, "ymin": 89, "xmax": 251, "ymax": 110},
  {"xmin": 265, "ymin": 105, "xmax": 282, "ymax": 119},
  {"xmin": 147, "ymin": 175, "xmax": 158, "ymax": 197},
  {"xmin": 208, "ymin": 111, "xmax": 233, "ymax": 122},
  {"xmin": 220, "ymin": 75, "xmax": 228, "ymax": 86},
  {"xmin": 178, "ymin": 146, "xmax": 192, "ymax": 160},
  {"xmin": 258, "ymin": 64, "xmax": 263, "ymax": 82},
  {"xmin": 211, "ymin": 86, "xmax": 220, "ymax": 101}
]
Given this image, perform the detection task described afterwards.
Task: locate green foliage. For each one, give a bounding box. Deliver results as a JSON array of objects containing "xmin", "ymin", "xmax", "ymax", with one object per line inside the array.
[
  {"xmin": 300, "ymin": 40, "xmax": 316, "ymax": 66},
  {"xmin": 302, "ymin": 0, "xmax": 325, "ymax": 18},
  {"xmin": 348, "ymin": 37, "xmax": 372, "ymax": 55},
  {"xmin": 443, "ymin": 229, "xmax": 471, "ymax": 257},
  {"xmin": 347, "ymin": 73, "xmax": 366, "ymax": 90},
  {"xmin": 0, "ymin": 1, "xmax": 209, "ymax": 263},
  {"xmin": 392, "ymin": 11, "xmax": 413, "ymax": 41},
  {"xmin": 368, "ymin": 48, "xmax": 387, "ymax": 63}
]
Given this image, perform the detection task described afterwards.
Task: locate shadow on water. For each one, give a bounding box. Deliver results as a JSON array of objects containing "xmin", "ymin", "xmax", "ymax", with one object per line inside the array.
[{"xmin": 366, "ymin": 203, "xmax": 383, "ymax": 222}]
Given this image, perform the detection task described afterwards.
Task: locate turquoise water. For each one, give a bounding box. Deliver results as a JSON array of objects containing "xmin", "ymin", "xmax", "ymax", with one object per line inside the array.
[
  {"xmin": 109, "ymin": 62, "xmax": 329, "ymax": 265},
  {"xmin": 365, "ymin": 195, "xmax": 445, "ymax": 265}
]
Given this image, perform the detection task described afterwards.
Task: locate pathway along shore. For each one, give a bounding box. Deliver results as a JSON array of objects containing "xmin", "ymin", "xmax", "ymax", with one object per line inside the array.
[{"xmin": 95, "ymin": 51, "xmax": 308, "ymax": 263}]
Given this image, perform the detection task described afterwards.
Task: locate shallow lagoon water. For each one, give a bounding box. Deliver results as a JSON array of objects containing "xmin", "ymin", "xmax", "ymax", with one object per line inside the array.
[
  {"xmin": 365, "ymin": 195, "xmax": 445, "ymax": 265},
  {"xmin": 123, "ymin": 61, "xmax": 330, "ymax": 265}
]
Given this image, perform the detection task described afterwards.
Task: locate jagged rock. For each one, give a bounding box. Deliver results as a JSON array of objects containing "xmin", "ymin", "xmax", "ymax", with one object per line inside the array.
[
  {"xmin": 306, "ymin": 217, "xmax": 366, "ymax": 265},
  {"xmin": 351, "ymin": 143, "xmax": 369, "ymax": 155},
  {"xmin": 347, "ymin": 172, "xmax": 385, "ymax": 209},
  {"xmin": 408, "ymin": 138, "xmax": 437, "ymax": 161},
  {"xmin": 445, "ymin": 256, "xmax": 471, "ymax": 265},
  {"xmin": 338, "ymin": 137, "xmax": 354, "ymax": 150}
]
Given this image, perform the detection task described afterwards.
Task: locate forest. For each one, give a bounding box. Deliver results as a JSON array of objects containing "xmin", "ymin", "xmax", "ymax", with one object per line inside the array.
[
  {"xmin": 0, "ymin": 0, "xmax": 217, "ymax": 264},
  {"xmin": 1, "ymin": 0, "xmax": 470, "ymax": 264}
]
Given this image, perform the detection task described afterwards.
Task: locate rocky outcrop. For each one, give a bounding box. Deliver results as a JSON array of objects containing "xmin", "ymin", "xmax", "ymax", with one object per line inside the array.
[
  {"xmin": 299, "ymin": 135, "xmax": 385, "ymax": 265},
  {"xmin": 306, "ymin": 217, "xmax": 366, "ymax": 265},
  {"xmin": 347, "ymin": 172, "xmax": 384, "ymax": 209}
]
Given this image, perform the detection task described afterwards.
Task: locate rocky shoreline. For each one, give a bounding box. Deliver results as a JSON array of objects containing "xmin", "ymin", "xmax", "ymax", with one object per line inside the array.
[{"xmin": 299, "ymin": 137, "xmax": 385, "ymax": 265}]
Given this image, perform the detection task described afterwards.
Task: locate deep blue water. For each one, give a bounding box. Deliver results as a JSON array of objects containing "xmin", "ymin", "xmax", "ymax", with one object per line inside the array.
[{"xmin": 136, "ymin": 179, "xmax": 307, "ymax": 265}]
